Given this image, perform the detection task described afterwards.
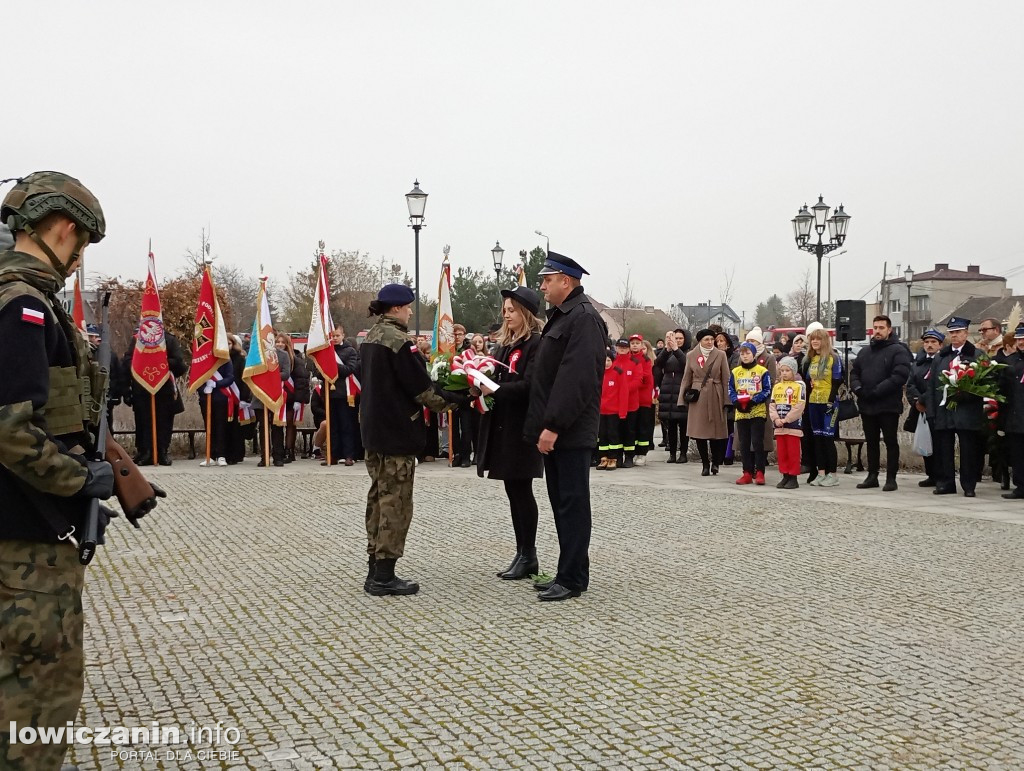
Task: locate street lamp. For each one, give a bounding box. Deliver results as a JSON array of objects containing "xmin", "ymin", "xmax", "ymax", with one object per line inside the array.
[
  {"xmin": 491, "ymin": 240, "xmax": 505, "ymax": 291},
  {"xmin": 534, "ymin": 229, "xmax": 549, "ymax": 255},
  {"xmin": 405, "ymin": 180, "xmax": 428, "ymax": 336},
  {"xmin": 791, "ymin": 195, "xmax": 850, "ymax": 322},
  {"xmin": 904, "ymin": 265, "xmax": 914, "ymax": 340},
  {"xmin": 826, "ymin": 248, "xmax": 847, "ymax": 326}
]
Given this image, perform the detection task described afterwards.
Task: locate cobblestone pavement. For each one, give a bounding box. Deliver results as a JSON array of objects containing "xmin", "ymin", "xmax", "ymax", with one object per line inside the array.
[{"xmin": 68, "ymin": 447, "xmax": 1024, "ymax": 769}]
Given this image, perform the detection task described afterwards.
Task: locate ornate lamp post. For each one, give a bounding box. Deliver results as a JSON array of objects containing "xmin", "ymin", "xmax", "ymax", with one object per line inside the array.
[
  {"xmin": 491, "ymin": 240, "xmax": 505, "ymax": 291},
  {"xmin": 792, "ymin": 195, "xmax": 850, "ymax": 322},
  {"xmin": 904, "ymin": 265, "xmax": 914, "ymax": 340},
  {"xmin": 405, "ymin": 180, "xmax": 428, "ymax": 336}
]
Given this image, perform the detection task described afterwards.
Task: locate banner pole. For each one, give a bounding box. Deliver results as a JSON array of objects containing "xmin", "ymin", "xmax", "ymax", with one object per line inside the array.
[
  {"xmin": 205, "ymin": 394, "xmax": 212, "ymax": 463},
  {"xmin": 150, "ymin": 393, "xmax": 158, "ymax": 465},
  {"xmin": 325, "ymin": 392, "xmax": 333, "ymax": 466},
  {"xmin": 264, "ymin": 408, "xmax": 271, "ymax": 467}
]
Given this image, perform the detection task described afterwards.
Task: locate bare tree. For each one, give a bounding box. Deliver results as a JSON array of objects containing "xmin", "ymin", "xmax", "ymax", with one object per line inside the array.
[
  {"xmin": 616, "ymin": 266, "xmax": 644, "ymax": 309},
  {"xmin": 719, "ymin": 266, "xmax": 736, "ymax": 309},
  {"xmin": 785, "ymin": 269, "xmax": 817, "ymax": 327}
]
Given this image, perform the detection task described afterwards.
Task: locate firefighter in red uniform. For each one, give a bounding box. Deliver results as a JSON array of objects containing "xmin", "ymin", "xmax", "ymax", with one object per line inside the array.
[
  {"xmin": 597, "ymin": 349, "xmax": 629, "ymax": 470},
  {"xmin": 631, "ymin": 334, "xmax": 655, "ymax": 465},
  {"xmin": 612, "ymin": 338, "xmax": 641, "ymax": 468}
]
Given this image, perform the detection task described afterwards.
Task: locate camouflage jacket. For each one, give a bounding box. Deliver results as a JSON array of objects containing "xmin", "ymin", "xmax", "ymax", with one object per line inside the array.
[
  {"xmin": 0, "ymin": 250, "xmax": 95, "ymax": 542},
  {"xmin": 359, "ymin": 315, "xmax": 452, "ymax": 455}
]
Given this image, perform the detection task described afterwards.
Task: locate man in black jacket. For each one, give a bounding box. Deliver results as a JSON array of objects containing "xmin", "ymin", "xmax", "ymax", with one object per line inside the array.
[
  {"xmin": 325, "ymin": 325, "xmax": 360, "ymax": 465},
  {"xmin": 926, "ymin": 317, "xmax": 987, "ymax": 497},
  {"xmin": 524, "ymin": 253, "xmax": 606, "ymax": 601},
  {"xmin": 127, "ymin": 330, "xmax": 188, "ymax": 466},
  {"xmin": 851, "ymin": 315, "xmax": 913, "ymax": 491},
  {"xmin": 999, "ymin": 323, "xmax": 1024, "ymax": 499},
  {"xmin": 905, "ymin": 328, "xmax": 944, "ymax": 487}
]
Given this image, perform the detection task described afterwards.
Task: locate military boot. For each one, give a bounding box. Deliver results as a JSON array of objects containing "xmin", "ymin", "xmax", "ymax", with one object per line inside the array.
[
  {"xmin": 363, "ymin": 556, "xmax": 376, "ymax": 593},
  {"xmin": 367, "ymin": 558, "xmax": 419, "ymax": 596}
]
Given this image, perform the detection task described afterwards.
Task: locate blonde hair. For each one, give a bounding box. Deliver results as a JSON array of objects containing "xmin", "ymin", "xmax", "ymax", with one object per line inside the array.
[
  {"xmin": 496, "ymin": 297, "xmax": 544, "ymax": 347},
  {"xmin": 642, "ymin": 340, "xmax": 655, "ymax": 362},
  {"xmin": 808, "ymin": 329, "xmax": 834, "ymax": 379}
]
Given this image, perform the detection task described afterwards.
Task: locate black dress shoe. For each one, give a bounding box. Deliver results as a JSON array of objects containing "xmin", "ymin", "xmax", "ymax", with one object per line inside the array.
[
  {"xmin": 533, "ymin": 579, "xmax": 555, "ymax": 592},
  {"xmin": 933, "ymin": 486, "xmax": 956, "ymax": 495},
  {"xmin": 538, "ymin": 583, "xmax": 582, "ymax": 601},
  {"xmin": 158, "ymin": 456, "xmax": 172, "ymax": 466},
  {"xmin": 1002, "ymin": 489, "xmax": 1024, "ymax": 499},
  {"xmin": 918, "ymin": 478, "xmax": 937, "ymax": 487},
  {"xmin": 963, "ymin": 490, "xmax": 976, "ymax": 498}
]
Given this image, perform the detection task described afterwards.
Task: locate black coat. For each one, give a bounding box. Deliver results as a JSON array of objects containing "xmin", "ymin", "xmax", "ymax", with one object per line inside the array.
[
  {"xmin": 523, "ymin": 287, "xmax": 607, "ymax": 449},
  {"xmin": 290, "ymin": 352, "xmax": 310, "ymax": 404},
  {"xmin": 476, "ymin": 334, "xmax": 543, "ymax": 480},
  {"xmin": 1001, "ymin": 351, "xmax": 1024, "ymax": 434},
  {"xmin": 903, "ymin": 349, "xmax": 936, "ymax": 432},
  {"xmin": 126, "ymin": 331, "xmax": 188, "ymax": 407},
  {"xmin": 230, "ymin": 350, "xmax": 251, "ymax": 402},
  {"xmin": 851, "ymin": 337, "xmax": 912, "ymax": 416},
  {"xmin": 655, "ymin": 348, "xmax": 688, "ymax": 422},
  {"xmin": 925, "ymin": 340, "xmax": 985, "ymax": 431},
  {"xmin": 328, "ymin": 341, "xmax": 360, "ymax": 400}
]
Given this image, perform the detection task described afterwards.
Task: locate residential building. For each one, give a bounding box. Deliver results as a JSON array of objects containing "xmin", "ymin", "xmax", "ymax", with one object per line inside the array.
[
  {"xmin": 670, "ymin": 303, "xmax": 742, "ymax": 334},
  {"xmin": 881, "ymin": 264, "xmax": 1009, "ymax": 341},
  {"xmin": 600, "ymin": 304, "xmax": 678, "ymax": 342}
]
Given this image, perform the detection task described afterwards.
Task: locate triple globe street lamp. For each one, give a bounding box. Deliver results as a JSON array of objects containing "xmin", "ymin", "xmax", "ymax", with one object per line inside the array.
[{"xmin": 792, "ymin": 195, "xmax": 851, "ymax": 323}]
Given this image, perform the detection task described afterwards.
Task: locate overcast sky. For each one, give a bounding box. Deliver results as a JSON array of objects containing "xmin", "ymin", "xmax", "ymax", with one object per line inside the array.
[{"xmin": 9, "ymin": 1, "xmax": 1023, "ymax": 325}]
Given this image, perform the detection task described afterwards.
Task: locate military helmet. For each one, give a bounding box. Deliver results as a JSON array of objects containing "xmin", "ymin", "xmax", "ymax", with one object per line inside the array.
[{"xmin": 1, "ymin": 171, "xmax": 105, "ymax": 243}]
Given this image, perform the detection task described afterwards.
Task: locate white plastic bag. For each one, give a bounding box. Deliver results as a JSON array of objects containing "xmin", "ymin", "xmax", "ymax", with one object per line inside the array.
[{"xmin": 913, "ymin": 413, "xmax": 933, "ymax": 457}]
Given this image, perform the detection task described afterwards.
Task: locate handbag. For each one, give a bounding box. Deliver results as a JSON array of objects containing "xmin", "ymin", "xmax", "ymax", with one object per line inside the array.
[
  {"xmin": 683, "ymin": 359, "xmax": 713, "ymax": 404},
  {"xmin": 913, "ymin": 413, "xmax": 933, "ymax": 456},
  {"xmin": 835, "ymin": 383, "xmax": 859, "ymax": 422}
]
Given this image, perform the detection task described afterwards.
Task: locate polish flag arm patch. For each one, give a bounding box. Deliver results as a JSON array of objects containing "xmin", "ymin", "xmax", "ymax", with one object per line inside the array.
[{"xmin": 21, "ymin": 307, "xmax": 45, "ymax": 326}]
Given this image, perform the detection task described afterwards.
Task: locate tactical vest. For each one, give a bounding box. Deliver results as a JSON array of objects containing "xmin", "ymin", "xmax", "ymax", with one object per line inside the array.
[{"xmin": 0, "ymin": 274, "xmax": 106, "ymax": 439}]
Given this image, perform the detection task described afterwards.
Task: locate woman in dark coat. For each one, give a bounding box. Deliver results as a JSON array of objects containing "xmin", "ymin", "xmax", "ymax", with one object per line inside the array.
[
  {"xmin": 656, "ymin": 328, "xmax": 691, "ymax": 462},
  {"xmin": 715, "ymin": 331, "xmax": 738, "ymax": 464},
  {"xmin": 226, "ymin": 335, "xmax": 251, "ymax": 463},
  {"xmin": 476, "ymin": 286, "xmax": 546, "ymax": 580}
]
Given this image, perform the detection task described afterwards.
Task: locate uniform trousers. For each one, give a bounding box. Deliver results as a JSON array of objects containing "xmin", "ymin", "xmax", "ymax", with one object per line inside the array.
[
  {"xmin": 365, "ymin": 452, "xmax": 416, "ymax": 559},
  {"xmin": 1010, "ymin": 434, "xmax": 1024, "ymax": 492},
  {"xmin": 0, "ymin": 541, "xmax": 85, "ymax": 770},
  {"xmin": 598, "ymin": 414, "xmax": 622, "ymax": 459},
  {"xmin": 636, "ymin": 405, "xmax": 655, "ymax": 456},
  {"xmin": 933, "ymin": 428, "xmax": 983, "ymax": 493},
  {"xmin": 543, "ymin": 447, "xmax": 592, "ymax": 592},
  {"xmin": 621, "ymin": 410, "xmax": 639, "ymax": 454},
  {"xmin": 200, "ymin": 393, "xmax": 229, "ymax": 459}
]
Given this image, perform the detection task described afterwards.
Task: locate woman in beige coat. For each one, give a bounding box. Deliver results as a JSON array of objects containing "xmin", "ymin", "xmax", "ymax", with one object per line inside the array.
[{"xmin": 678, "ymin": 328, "xmax": 731, "ymax": 475}]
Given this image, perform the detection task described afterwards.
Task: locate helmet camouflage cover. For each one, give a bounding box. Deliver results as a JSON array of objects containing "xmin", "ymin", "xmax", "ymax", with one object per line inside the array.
[{"xmin": 1, "ymin": 171, "xmax": 105, "ymax": 243}]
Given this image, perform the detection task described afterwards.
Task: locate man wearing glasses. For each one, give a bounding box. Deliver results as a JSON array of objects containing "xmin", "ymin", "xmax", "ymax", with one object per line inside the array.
[{"xmin": 976, "ymin": 318, "xmax": 1003, "ymax": 355}]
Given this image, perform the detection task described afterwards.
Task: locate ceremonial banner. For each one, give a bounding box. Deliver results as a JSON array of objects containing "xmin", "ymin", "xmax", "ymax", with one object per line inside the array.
[
  {"xmin": 517, "ymin": 265, "xmax": 526, "ymax": 287},
  {"xmin": 432, "ymin": 259, "xmax": 455, "ymax": 358},
  {"xmin": 187, "ymin": 265, "xmax": 231, "ymax": 393},
  {"xmin": 71, "ymin": 275, "xmax": 86, "ymax": 332},
  {"xmin": 242, "ymin": 279, "xmax": 284, "ymax": 417},
  {"xmin": 306, "ymin": 249, "xmax": 339, "ymax": 384},
  {"xmin": 131, "ymin": 252, "xmax": 171, "ymax": 394}
]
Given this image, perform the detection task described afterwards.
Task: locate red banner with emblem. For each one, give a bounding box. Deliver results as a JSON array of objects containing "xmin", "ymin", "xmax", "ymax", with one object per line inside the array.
[
  {"xmin": 131, "ymin": 251, "xmax": 171, "ymax": 395},
  {"xmin": 187, "ymin": 265, "xmax": 231, "ymax": 393}
]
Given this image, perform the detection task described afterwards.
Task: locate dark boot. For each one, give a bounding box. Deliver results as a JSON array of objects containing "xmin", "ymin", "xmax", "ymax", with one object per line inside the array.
[
  {"xmin": 857, "ymin": 473, "xmax": 879, "ymax": 489},
  {"xmin": 667, "ymin": 452, "xmax": 677, "ymax": 464},
  {"xmin": 621, "ymin": 454, "xmax": 634, "ymax": 469},
  {"xmin": 285, "ymin": 424, "xmax": 297, "ymax": 462},
  {"xmin": 501, "ymin": 548, "xmax": 538, "ymax": 581},
  {"xmin": 497, "ymin": 549, "xmax": 522, "ymax": 578},
  {"xmin": 701, "ymin": 463, "xmax": 711, "ymax": 477},
  {"xmin": 158, "ymin": 453, "xmax": 172, "ymax": 466},
  {"xmin": 367, "ymin": 558, "xmax": 419, "ymax": 596},
  {"xmin": 363, "ymin": 556, "xmax": 376, "ymax": 592},
  {"xmin": 882, "ymin": 475, "xmax": 898, "ymax": 492},
  {"xmin": 135, "ymin": 453, "xmax": 153, "ymax": 467},
  {"xmin": 710, "ymin": 463, "xmax": 720, "ymax": 475}
]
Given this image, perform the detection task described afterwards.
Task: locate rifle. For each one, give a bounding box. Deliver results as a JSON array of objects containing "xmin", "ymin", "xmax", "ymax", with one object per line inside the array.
[{"xmin": 79, "ymin": 293, "xmax": 113, "ymax": 564}]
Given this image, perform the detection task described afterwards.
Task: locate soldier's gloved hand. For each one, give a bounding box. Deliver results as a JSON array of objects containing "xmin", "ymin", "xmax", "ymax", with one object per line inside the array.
[
  {"xmin": 79, "ymin": 460, "xmax": 115, "ymax": 499},
  {"xmin": 129, "ymin": 482, "xmax": 167, "ymax": 523}
]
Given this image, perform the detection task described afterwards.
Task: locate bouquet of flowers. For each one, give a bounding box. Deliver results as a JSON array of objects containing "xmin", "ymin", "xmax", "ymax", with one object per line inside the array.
[
  {"xmin": 429, "ymin": 356, "xmax": 451, "ymax": 385},
  {"xmin": 434, "ymin": 350, "xmax": 502, "ymax": 413},
  {"xmin": 938, "ymin": 354, "xmax": 1006, "ymax": 409}
]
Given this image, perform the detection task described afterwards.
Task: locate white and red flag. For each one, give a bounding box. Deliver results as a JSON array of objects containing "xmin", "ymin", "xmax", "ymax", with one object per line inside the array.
[
  {"xmin": 305, "ymin": 247, "xmax": 338, "ymax": 384},
  {"xmin": 131, "ymin": 251, "xmax": 171, "ymax": 394},
  {"xmin": 432, "ymin": 258, "xmax": 455, "ymax": 358},
  {"xmin": 187, "ymin": 265, "xmax": 230, "ymax": 393},
  {"xmin": 242, "ymin": 278, "xmax": 284, "ymax": 420},
  {"xmin": 71, "ymin": 275, "xmax": 86, "ymax": 332}
]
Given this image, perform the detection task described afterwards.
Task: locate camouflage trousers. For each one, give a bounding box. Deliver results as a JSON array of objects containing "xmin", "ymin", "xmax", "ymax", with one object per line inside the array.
[
  {"xmin": 0, "ymin": 540, "xmax": 85, "ymax": 771},
  {"xmin": 365, "ymin": 452, "xmax": 416, "ymax": 559}
]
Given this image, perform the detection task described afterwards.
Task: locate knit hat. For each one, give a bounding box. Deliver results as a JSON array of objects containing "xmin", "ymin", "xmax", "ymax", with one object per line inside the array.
[
  {"xmin": 779, "ymin": 356, "xmax": 799, "ymax": 373},
  {"xmin": 805, "ymin": 321, "xmax": 825, "ymax": 335},
  {"xmin": 745, "ymin": 327, "xmax": 764, "ymax": 344},
  {"xmin": 739, "ymin": 341, "xmax": 758, "ymax": 356}
]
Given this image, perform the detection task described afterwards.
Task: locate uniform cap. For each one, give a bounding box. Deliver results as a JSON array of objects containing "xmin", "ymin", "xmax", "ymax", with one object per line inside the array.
[
  {"xmin": 946, "ymin": 316, "xmax": 970, "ymax": 331},
  {"xmin": 376, "ymin": 283, "xmax": 416, "ymax": 307},
  {"xmin": 615, "ymin": 338, "xmax": 629, "ymax": 347},
  {"xmin": 921, "ymin": 328, "xmax": 945, "ymax": 342},
  {"xmin": 1015, "ymin": 323, "xmax": 1024, "ymax": 339},
  {"xmin": 537, "ymin": 251, "xmax": 589, "ymax": 279}
]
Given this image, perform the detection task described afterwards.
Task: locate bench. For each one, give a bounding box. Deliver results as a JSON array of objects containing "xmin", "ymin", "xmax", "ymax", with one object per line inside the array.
[
  {"xmin": 836, "ymin": 437, "xmax": 865, "ymax": 474},
  {"xmin": 117, "ymin": 426, "xmax": 320, "ymax": 459}
]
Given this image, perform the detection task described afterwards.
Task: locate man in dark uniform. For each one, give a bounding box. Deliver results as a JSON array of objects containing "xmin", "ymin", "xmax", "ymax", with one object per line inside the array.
[
  {"xmin": 0, "ymin": 172, "xmax": 116, "ymax": 770},
  {"xmin": 926, "ymin": 316, "xmax": 986, "ymax": 497},
  {"xmin": 127, "ymin": 330, "xmax": 187, "ymax": 466},
  {"xmin": 524, "ymin": 252, "xmax": 606, "ymax": 601},
  {"xmin": 905, "ymin": 328, "xmax": 944, "ymax": 487}
]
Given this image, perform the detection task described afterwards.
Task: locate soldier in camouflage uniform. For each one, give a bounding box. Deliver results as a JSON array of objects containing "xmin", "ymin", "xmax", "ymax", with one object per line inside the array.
[
  {"xmin": 358, "ymin": 284, "xmax": 465, "ymax": 596},
  {"xmin": 0, "ymin": 172, "xmax": 116, "ymax": 770}
]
